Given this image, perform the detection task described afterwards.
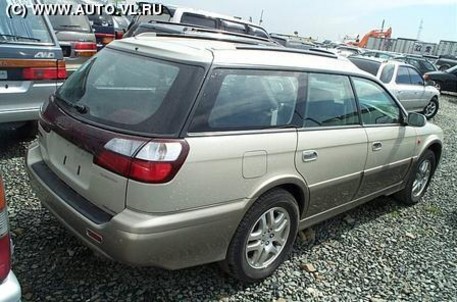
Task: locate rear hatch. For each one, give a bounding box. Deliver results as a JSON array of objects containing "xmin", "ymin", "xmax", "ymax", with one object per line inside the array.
[
  {"xmin": 38, "ymin": 46, "xmax": 206, "ymax": 214},
  {"xmin": 0, "ymin": 0, "xmax": 65, "ymax": 123}
]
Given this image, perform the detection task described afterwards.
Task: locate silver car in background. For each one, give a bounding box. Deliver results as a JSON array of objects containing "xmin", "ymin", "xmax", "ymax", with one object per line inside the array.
[
  {"xmin": 349, "ymin": 56, "xmax": 440, "ymax": 119},
  {"xmin": 0, "ymin": 0, "xmax": 66, "ymax": 128}
]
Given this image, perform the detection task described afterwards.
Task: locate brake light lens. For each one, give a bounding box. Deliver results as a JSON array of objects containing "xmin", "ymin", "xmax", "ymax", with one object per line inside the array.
[
  {"xmin": 95, "ymin": 33, "xmax": 115, "ymax": 46},
  {"xmin": 115, "ymin": 31, "xmax": 124, "ymax": 40},
  {"xmin": 0, "ymin": 176, "xmax": 11, "ymax": 282},
  {"xmin": 423, "ymin": 74, "xmax": 430, "ymax": 81},
  {"xmin": 22, "ymin": 60, "xmax": 67, "ymax": 80},
  {"xmin": 75, "ymin": 42, "xmax": 97, "ymax": 57},
  {"xmin": 94, "ymin": 139, "xmax": 189, "ymax": 183}
]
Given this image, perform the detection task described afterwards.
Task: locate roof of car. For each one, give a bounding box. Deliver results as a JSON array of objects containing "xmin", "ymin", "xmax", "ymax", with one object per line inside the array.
[{"xmin": 110, "ymin": 35, "xmax": 368, "ymax": 75}]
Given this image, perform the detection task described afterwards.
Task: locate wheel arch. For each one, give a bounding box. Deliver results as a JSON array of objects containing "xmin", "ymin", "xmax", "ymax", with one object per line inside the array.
[
  {"xmin": 427, "ymin": 142, "xmax": 442, "ymax": 175},
  {"xmin": 248, "ymin": 177, "xmax": 309, "ymax": 219}
]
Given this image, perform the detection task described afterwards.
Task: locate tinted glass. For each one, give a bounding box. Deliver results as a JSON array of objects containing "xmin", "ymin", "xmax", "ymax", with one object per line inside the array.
[
  {"xmin": 56, "ymin": 49, "xmax": 204, "ymax": 136},
  {"xmin": 349, "ymin": 57, "xmax": 381, "ymax": 76},
  {"xmin": 407, "ymin": 67, "xmax": 424, "ymax": 85},
  {"xmin": 189, "ymin": 69, "xmax": 303, "ymax": 132},
  {"xmin": 221, "ymin": 20, "xmax": 247, "ymax": 34},
  {"xmin": 396, "ymin": 66, "xmax": 411, "ymax": 84},
  {"xmin": 181, "ymin": 13, "xmax": 217, "ymax": 28},
  {"xmin": 42, "ymin": 0, "xmax": 92, "ymax": 32},
  {"xmin": 305, "ymin": 74, "xmax": 360, "ymax": 127},
  {"xmin": 0, "ymin": 0, "xmax": 53, "ymax": 44},
  {"xmin": 380, "ymin": 64, "xmax": 395, "ymax": 83},
  {"xmin": 248, "ymin": 26, "xmax": 269, "ymax": 38},
  {"xmin": 420, "ymin": 60, "xmax": 437, "ymax": 72},
  {"xmin": 353, "ymin": 77, "xmax": 400, "ymax": 125}
]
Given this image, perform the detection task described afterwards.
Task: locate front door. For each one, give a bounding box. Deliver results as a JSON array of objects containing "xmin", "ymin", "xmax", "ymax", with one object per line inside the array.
[{"xmin": 351, "ymin": 77, "xmax": 416, "ymax": 198}]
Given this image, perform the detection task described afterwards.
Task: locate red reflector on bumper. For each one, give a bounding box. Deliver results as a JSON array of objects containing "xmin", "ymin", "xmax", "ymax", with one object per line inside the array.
[{"xmin": 86, "ymin": 229, "xmax": 103, "ymax": 244}]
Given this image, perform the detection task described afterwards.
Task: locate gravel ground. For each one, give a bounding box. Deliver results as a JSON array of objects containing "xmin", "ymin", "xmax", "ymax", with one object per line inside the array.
[{"xmin": 1, "ymin": 96, "xmax": 456, "ymax": 302}]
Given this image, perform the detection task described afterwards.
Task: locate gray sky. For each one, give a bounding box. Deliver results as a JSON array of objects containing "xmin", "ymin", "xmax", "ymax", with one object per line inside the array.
[{"xmin": 161, "ymin": 0, "xmax": 457, "ymax": 43}]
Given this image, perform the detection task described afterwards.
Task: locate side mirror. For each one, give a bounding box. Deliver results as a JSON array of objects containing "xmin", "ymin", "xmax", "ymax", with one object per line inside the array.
[{"xmin": 407, "ymin": 112, "xmax": 426, "ymax": 127}]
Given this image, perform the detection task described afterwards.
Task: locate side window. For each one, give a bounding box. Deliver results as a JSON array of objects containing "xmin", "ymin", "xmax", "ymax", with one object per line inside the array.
[
  {"xmin": 305, "ymin": 74, "xmax": 360, "ymax": 127},
  {"xmin": 407, "ymin": 67, "xmax": 424, "ymax": 85},
  {"xmin": 181, "ymin": 13, "xmax": 217, "ymax": 28},
  {"xmin": 189, "ymin": 70, "xmax": 303, "ymax": 132},
  {"xmin": 396, "ymin": 66, "xmax": 412, "ymax": 84},
  {"xmin": 380, "ymin": 64, "xmax": 395, "ymax": 83},
  {"xmin": 352, "ymin": 77, "xmax": 401, "ymax": 125}
]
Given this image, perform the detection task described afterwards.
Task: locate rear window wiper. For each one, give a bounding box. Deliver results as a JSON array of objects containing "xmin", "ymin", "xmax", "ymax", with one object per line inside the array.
[
  {"xmin": 54, "ymin": 94, "xmax": 89, "ymax": 114},
  {"xmin": 0, "ymin": 34, "xmax": 41, "ymax": 42}
]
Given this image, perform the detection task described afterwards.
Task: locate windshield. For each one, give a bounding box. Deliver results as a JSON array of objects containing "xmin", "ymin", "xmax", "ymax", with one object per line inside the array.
[
  {"xmin": 0, "ymin": 0, "xmax": 53, "ymax": 44},
  {"xmin": 56, "ymin": 49, "xmax": 205, "ymax": 136}
]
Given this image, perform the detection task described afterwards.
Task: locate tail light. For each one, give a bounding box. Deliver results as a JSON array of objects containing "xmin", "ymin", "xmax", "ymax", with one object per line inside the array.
[
  {"xmin": 74, "ymin": 42, "xmax": 97, "ymax": 57},
  {"xmin": 0, "ymin": 176, "xmax": 11, "ymax": 282},
  {"xmin": 423, "ymin": 74, "xmax": 430, "ymax": 81},
  {"xmin": 94, "ymin": 138, "xmax": 189, "ymax": 183},
  {"xmin": 22, "ymin": 60, "xmax": 67, "ymax": 80}
]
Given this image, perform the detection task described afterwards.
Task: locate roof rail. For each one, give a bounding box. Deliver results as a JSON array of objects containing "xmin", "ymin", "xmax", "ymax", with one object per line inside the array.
[
  {"xmin": 235, "ymin": 45, "xmax": 338, "ymax": 58},
  {"xmin": 136, "ymin": 32, "xmax": 279, "ymax": 47}
]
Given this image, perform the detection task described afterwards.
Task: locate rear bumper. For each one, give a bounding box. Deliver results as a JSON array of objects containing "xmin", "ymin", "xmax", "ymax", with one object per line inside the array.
[
  {"xmin": 0, "ymin": 82, "xmax": 60, "ymax": 123},
  {"xmin": 26, "ymin": 142, "xmax": 247, "ymax": 270},
  {"xmin": 0, "ymin": 271, "xmax": 21, "ymax": 302}
]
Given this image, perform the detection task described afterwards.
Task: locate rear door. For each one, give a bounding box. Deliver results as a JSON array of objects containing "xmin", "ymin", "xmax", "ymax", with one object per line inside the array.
[
  {"xmin": 295, "ymin": 73, "xmax": 367, "ymax": 217},
  {"xmin": 0, "ymin": 0, "xmax": 64, "ymax": 123},
  {"xmin": 406, "ymin": 66, "xmax": 427, "ymax": 109},
  {"xmin": 393, "ymin": 65, "xmax": 417, "ymax": 110}
]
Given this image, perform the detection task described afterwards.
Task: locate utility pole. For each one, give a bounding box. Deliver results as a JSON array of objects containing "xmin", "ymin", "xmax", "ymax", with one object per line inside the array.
[
  {"xmin": 417, "ymin": 19, "xmax": 423, "ymax": 40},
  {"xmin": 259, "ymin": 9, "xmax": 264, "ymax": 26}
]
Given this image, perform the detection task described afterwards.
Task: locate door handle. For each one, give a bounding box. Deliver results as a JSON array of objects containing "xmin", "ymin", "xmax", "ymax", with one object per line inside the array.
[
  {"xmin": 302, "ymin": 150, "xmax": 318, "ymax": 162},
  {"xmin": 372, "ymin": 142, "xmax": 383, "ymax": 151}
]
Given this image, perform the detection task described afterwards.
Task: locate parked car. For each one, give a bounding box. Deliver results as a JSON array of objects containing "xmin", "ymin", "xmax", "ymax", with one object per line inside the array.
[
  {"xmin": 349, "ymin": 56, "xmax": 440, "ymax": 119},
  {"xmin": 0, "ymin": 174, "xmax": 21, "ymax": 302},
  {"xmin": 0, "ymin": 0, "xmax": 66, "ymax": 129},
  {"xmin": 424, "ymin": 65, "xmax": 457, "ymax": 93},
  {"xmin": 27, "ymin": 33, "xmax": 443, "ymax": 283},
  {"xmin": 269, "ymin": 34, "xmax": 316, "ymax": 50},
  {"xmin": 358, "ymin": 50, "xmax": 399, "ymax": 60},
  {"xmin": 126, "ymin": 4, "xmax": 270, "ymax": 39},
  {"xmin": 435, "ymin": 55, "xmax": 457, "ymax": 71},
  {"xmin": 334, "ymin": 46, "xmax": 364, "ymax": 57},
  {"xmin": 41, "ymin": 0, "xmax": 97, "ymax": 75},
  {"xmin": 393, "ymin": 55, "xmax": 438, "ymax": 76},
  {"xmin": 76, "ymin": 0, "xmax": 130, "ymax": 47}
]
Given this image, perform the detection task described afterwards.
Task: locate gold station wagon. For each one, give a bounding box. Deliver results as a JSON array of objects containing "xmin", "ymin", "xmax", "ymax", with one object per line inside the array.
[{"xmin": 27, "ymin": 31, "xmax": 443, "ymax": 282}]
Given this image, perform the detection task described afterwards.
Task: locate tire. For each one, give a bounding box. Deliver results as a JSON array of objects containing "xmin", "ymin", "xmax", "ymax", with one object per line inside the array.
[
  {"xmin": 422, "ymin": 97, "xmax": 439, "ymax": 119},
  {"xmin": 222, "ymin": 189, "xmax": 299, "ymax": 282},
  {"xmin": 434, "ymin": 81, "xmax": 443, "ymax": 92},
  {"xmin": 395, "ymin": 150, "xmax": 436, "ymax": 206}
]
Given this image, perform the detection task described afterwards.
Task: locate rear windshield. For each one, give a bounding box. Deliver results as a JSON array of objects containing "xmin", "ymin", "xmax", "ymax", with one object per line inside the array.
[
  {"xmin": 0, "ymin": 0, "xmax": 54, "ymax": 44},
  {"xmin": 41, "ymin": 0, "xmax": 92, "ymax": 32},
  {"xmin": 47, "ymin": 15, "xmax": 92, "ymax": 33},
  {"xmin": 349, "ymin": 57, "xmax": 381, "ymax": 76},
  {"xmin": 55, "ymin": 49, "xmax": 205, "ymax": 136}
]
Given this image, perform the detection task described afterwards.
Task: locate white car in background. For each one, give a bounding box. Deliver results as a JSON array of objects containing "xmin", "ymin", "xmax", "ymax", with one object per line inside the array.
[
  {"xmin": 0, "ymin": 174, "xmax": 21, "ymax": 302},
  {"xmin": 349, "ymin": 56, "xmax": 440, "ymax": 119}
]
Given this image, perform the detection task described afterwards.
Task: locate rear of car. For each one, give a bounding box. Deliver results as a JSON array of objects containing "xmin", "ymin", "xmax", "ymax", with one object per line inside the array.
[
  {"xmin": 0, "ymin": 175, "xmax": 21, "ymax": 302},
  {"xmin": 27, "ymin": 42, "xmax": 212, "ymax": 269},
  {"xmin": 42, "ymin": 0, "xmax": 96, "ymax": 75},
  {"xmin": 0, "ymin": 0, "xmax": 66, "ymax": 124}
]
